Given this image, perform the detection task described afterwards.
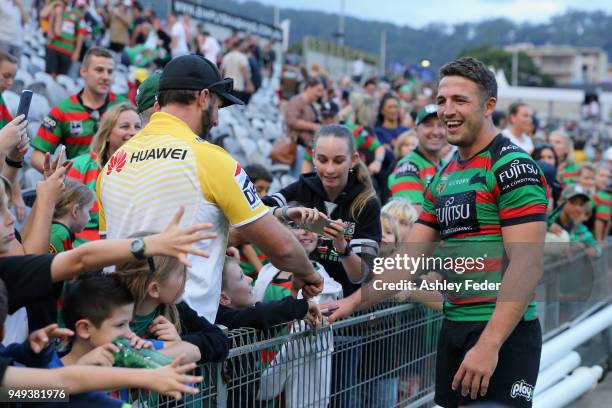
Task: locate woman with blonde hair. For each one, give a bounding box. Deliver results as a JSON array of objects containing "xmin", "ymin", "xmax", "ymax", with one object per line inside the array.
[
  {"xmin": 549, "ymin": 130, "xmax": 577, "ymax": 186},
  {"xmin": 393, "ymin": 130, "xmax": 418, "ymax": 161},
  {"xmin": 66, "ymin": 102, "xmax": 142, "ymax": 245}
]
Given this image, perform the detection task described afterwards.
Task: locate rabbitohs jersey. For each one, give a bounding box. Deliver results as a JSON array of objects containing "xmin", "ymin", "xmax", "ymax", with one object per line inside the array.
[
  {"xmin": 417, "ymin": 134, "xmax": 548, "ymax": 321},
  {"xmin": 388, "ymin": 148, "xmax": 442, "ymax": 205}
]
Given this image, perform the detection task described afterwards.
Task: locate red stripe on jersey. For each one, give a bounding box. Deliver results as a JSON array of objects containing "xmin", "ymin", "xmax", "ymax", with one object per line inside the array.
[
  {"xmin": 62, "ymin": 112, "xmax": 90, "ymax": 121},
  {"xmin": 361, "ymin": 136, "xmax": 374, "ymax": 150},
  {"xmin": 91, "ymin": 200, "xmax": 99, "ymax": 213},
  {"xmin": 453, "ymin": 257, "xmax": 503, "ymax": 273},
  {"xmin": 76, "ymin": 228, "xmax": 100, "ymax": 242},
  {"xmin": 82, "ymin": 168, "xmax": 101, "ymax": 184},
  {"xmin": 65, "ymin": 135, "xmax": 93, "ymax": 146},
  {"xmin": 476, "ymin": 190, "xmax": 496, "ymax": 204},
  {"xmin": 0, "ymin": 104, "xmax": 12, "ymax": 121},
  {"xmin": 390, "ymin": 181, "xmax": 423, "ymax": 194},
  {"xmin": 499, "ymin": 204, "xmax": 547, "ymax": 220},
  {"xmin": 418, "ymin": 211, "xmax": 437, "ymax": 225},
  {"xmin": 234, "ymin": 163, "xmax": 242, "ymax": 176},
  {"xmin": 37, "ymin": 127, "xmax": 61, "ymax": 145}
]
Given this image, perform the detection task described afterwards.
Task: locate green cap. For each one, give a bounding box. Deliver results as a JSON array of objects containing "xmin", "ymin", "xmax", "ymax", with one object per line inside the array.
[
  {"xmin": 561, "ymin": 184, "xmax": 591, "ymax": 201},
  {"xmin": 136, "ymin": 72, "xmax": 160, "ymax": 114},
  {"xmin": 415, "ymin": 104, "xmax": 438, "ymax": 126}
]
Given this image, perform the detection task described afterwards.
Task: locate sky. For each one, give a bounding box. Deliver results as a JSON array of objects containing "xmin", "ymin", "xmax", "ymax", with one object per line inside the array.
[{"xmin": 252, "ymin": 0, "xmax": 612, "ymax": 27}]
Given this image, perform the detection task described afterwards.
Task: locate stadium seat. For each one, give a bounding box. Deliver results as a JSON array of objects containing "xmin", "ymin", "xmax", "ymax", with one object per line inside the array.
[
  {"xmin": 28, "ymin": 56, "xmax": 45, "ymax": 75},
  {"xmin": 28, "ymin": 92, "xmax": 51, "ymax": 123},
  {"xmin": 2, "ymin": 90, "xmax": 19, "ymax": 116}
]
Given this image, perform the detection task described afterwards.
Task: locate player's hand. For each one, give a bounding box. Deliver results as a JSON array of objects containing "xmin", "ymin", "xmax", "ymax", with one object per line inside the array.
[
  {"xmin": 77, "ymin": 343, "xmax": 120, "ymax": 367},
  {"xmin": 292, "ymin": 270, "xmax": 323, "ymax": 299},
  {"xmin": 285, "ymin": 206, "xmax": 326, "ymax": 226},
  {"xmin": 28, "ymin": 323, "xmax": 73, "ymax": 354},
  {"xmin": 150, "ymin": 315, "xmax": 181, "ymax": 342},
  {"xmin": 146, "ymin": 355, "xmax": 202, "ymax": 400},
  {"xmin": 452, "ymin": 340, "xmax": 499, "ymax": 399},
  {"xmin": 145, "ymin": 206, "xmax": 217, "ymax": 267}
]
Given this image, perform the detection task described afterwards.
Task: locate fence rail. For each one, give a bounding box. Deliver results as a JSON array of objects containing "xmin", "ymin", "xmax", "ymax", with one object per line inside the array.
[{"xmin": 129, "ymin": 240, "xmax": 610, "ymax": 407}]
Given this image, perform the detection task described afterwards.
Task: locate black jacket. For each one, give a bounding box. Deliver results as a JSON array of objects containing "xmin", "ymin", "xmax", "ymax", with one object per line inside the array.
[
  {"xmin": 262, "ymin": 172, "xmax": 381, "ymax": 296},
  {"xmin": 177, "ymin": 301, "xmax": 230, "ymax": 362},
  {"xmin": 214, "ymin": 297, "xmax": 308, "ymax": 331}
]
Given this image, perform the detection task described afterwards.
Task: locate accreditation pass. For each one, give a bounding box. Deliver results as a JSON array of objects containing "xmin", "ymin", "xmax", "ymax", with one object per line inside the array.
[{"xmin": 0, "ymin": 388, "xmax": 68, "ymax": 402}]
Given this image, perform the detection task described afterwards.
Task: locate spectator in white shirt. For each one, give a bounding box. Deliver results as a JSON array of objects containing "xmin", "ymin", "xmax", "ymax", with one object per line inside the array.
[
  {"xmin": 502, "ymin": 102, "xmax": 534, "ymax": 154},
  {"xmin": 221, "ymin": 38, "xmax": 253, "ymax": 104},
  {"xmin": 197, "ymin": 29, "xmax": 221, "ymax": 66},
  {"xmin": 0, "ymin": 0, "xmax": 27, "ymax": 60},
  {"xmin": 168, "ymin": 14, "xmax": 189, "ymax": 58}
]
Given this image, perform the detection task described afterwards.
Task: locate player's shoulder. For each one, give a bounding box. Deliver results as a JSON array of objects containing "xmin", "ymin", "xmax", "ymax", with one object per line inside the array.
[{"xmin": 489, "ymin": 133, "xmax": 535, "ymax": 167}]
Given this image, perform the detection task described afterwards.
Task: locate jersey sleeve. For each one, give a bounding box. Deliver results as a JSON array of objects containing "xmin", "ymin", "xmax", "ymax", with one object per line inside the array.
[
  {"xmin": 32, "ymin": 106, "xmax": 63, "ymax": 154},
  {"xmin": 491, "ymin": 154, "xmax": 548, "ymax": 227},
  {"xmin": 350, "ymin": 198, "xmax": 381, "ymax": 259},
  {"xmin": 388, "ymin": 158, "xmax": 426, "ymax": 205},
  {"xmin": 199, "ymin": 148, "xmax": 268, "ymax": 228},
  {"xmin": 416, "ymin": 179, "xmax": 439, "ymax": 230}
]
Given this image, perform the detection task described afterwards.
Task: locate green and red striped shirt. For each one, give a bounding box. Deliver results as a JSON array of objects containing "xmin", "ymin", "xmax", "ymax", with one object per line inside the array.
[
  {"xmin": 66, "ymin": 152, "xmax": 101, "ymax": 246},
  {"xmin": 239, "ymin": 244, "xmax": 268, "ymax": 279},
  {"xmin": 417, "ymin": 134, "xmax": 548, "ymax": 321},
  {"xmin": 559, "ymin": 161, "xmax": 578, "ymax": 186},
  {"xmin": 47, "ymin": 7, "xmax": 88, "ymax": 56},
  {"xmin": 49, "ymin": 222, "xmax": 74, "ymax": 327},
  {"xmin": 0, "ymin": 93, "xmax": 12, "ymax": 129},
  {"xmin": 32, "ymin": 92, "xmax": 127, "ymax": 159},
  {"xmin": 388, "ymin": 148, "xmax": 441, "ymax": 205},
  {"xmin": 593, "ymin": 190, "xmax": 611, "ymax": 222}
]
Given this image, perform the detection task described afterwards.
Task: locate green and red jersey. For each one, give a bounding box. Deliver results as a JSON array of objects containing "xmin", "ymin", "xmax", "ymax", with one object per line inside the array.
[
  {"xmin": 239, "ymin": 244, "xmax": 268, "ymax": 280},
  {"xmin": 47, "ymin": 6, "xmax": 87, "ymax": 56},
  {"xmin": 593, "ymin": 190, "xmax": 611, "ymax": 223},
  {"xmin": 66, "ymin": 151, "xmax": 101, "ymax": 246},
  {"xmin": 32, "ymin": 92, "xmax": 127, "ymax": 159},
  {"xmin": 559, "ymin": 161, "xmax": 578, "ymax": 186},
  {"xmin": 388, "ymin": 148, "xmax": 441, "ymax": 205},
  {"xmin": 49, "ymin": 221, "xmax": 75, "ymax": 328},
  {"xmin": 0, "ymin": 93, "xmax": 12, "ymax": 130},
  {"xmin": 417, "ymin": 134, "xmax": 548, "ymax": 321}
]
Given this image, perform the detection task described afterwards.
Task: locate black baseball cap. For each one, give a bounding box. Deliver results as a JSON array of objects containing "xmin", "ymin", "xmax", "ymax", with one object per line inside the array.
[{"xmin": 158, "ymin": 54, "xmax": 244, "ymax": 108}]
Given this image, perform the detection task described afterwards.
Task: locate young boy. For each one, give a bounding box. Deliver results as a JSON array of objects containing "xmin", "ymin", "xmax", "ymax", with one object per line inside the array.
[
  {"xmin": 593, "ymin": 164, "xmax": 611, "ymax": 242},
  {"xmin": 0, "ymin": 279, "xmax": 203, "ymax": 403},
  {"xmin": 238, "ymin": 164, "xmax": 273, "ymax": 279},
  {"xmin": 215, "ymin": 257, "xmax": 320, "ymax": 331},
  {"xmin": 54, "ymin": 273, "xmax": 201, "ymax": 405}
]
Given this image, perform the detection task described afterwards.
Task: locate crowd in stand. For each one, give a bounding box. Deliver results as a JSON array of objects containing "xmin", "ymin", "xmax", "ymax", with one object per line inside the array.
[{"xmin": 0, "ymin": 0, "xmax": 610, "ymax": 407}]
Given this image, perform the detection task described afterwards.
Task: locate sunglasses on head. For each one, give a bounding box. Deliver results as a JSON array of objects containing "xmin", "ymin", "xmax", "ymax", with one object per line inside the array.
[{"xmin": 206, "ymin": 78, "xmax": 234, "ymax": 94}]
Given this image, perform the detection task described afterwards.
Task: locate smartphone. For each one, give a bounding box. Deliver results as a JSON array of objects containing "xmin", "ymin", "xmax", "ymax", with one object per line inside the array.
[
  {"xmin": 320, "ymin": 306, "xmax": 339, "ymax": 316},
  {"xmin": 16, "ymin": 90, "xmax": 33, "ymax": 120},
  {"xmin": 56, "ymin": 145, "xmax": 66, "ymax": 169},
  {"xmin": 304, "ymin": 217, "xmax": 331, "ymax": 235}
]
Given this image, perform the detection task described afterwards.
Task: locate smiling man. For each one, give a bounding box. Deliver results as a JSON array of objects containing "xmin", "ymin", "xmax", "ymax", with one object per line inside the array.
[
  {"xmin": 388, "ymin": 103, "xmax": 446, "ymax": 210},
  {"xmin": 325, "ymin": 57, "xmax": 548, "ymax": 408},
  {"xmin": 30, "ymin": 47, "xmax": 127, "ymax": 172}
]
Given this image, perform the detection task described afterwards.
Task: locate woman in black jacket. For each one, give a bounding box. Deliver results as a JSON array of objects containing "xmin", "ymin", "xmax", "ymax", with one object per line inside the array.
[{"xmin": 263, "ymin": 124, "xmax": 382, "ymax": 298}]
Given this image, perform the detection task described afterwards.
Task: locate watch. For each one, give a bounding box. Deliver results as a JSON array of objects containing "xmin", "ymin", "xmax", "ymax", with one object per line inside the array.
[{"xmin": 130, "ymin": 238, "xmax": 146, "ymax": 260}]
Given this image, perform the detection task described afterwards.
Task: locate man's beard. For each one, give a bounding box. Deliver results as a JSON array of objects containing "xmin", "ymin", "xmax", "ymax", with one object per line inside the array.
[{"xmin": 199, "ymin": 104, "xmax": 215, "ymax": 140}]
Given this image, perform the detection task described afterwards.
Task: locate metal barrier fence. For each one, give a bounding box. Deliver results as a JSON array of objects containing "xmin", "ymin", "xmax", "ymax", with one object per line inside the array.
[{"xmin": 128, "ymin": 240, "xmax": 610, "ymax": 408}]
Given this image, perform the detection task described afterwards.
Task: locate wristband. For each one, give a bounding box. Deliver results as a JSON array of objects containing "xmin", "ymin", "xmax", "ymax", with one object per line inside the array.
[
  {"xmin": 5, "ymin": 157, "xmax": 23, "ymax": 168},
  {"xmin": 280, "ymin": 206, "xmax": 291, "ymax": 223},
  {"xmin": 338, "ymin": 244, "xmax": 352, "ymax": 257}
]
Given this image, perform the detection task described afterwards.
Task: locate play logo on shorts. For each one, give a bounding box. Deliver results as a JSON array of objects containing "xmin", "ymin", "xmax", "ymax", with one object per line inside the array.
[{"xmin": 510, "ymin": 379, "xmax": 534, "ymax": 402}]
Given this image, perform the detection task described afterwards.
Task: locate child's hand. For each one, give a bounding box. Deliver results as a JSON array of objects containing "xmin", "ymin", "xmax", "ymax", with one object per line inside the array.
[
  {"xmin": 150, "ymin": 316, "xmax": 181, "ymax": 342},
  {"xmin": 28, "ymin": 323, "xmax": 73, "ymax": 354},
  {"xmin": 76, "ymin": 343, "xmax": 120, "ymax": 366},
  {"xmin": 127, "ymin": 333, "xmax": 153, "ymax": 349},
  {"xmin": 304, "ymin": 301, "xmax": 322, "ymax": 329},
  {"xmin": 146, "ymin": 355, "xmax": 202, "ymax": 400},
  {"xmin": 324, "ymin": 219, "xmax": 348, "ymax": 254}
]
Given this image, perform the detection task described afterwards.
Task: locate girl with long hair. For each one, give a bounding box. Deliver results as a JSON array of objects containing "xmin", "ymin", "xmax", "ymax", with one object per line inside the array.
[{"xmin": 66, "ymin": 102, "xmax": 141, "ymax": 244}]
